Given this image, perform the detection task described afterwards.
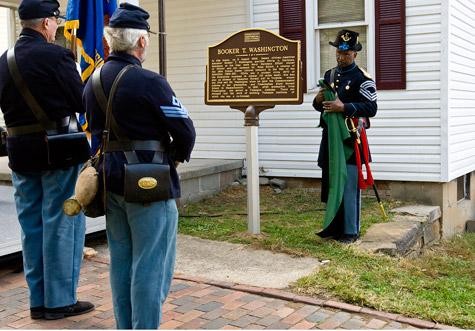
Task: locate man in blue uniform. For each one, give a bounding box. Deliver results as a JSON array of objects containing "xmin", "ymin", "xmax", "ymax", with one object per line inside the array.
[
  {"xmin": 313, "ymin": 29, "xmax": 377, "ymax": 243},
  {"xmin": 82, "ymin": 3, "xmax": 196, "ymax": 329},
  {"xmin": 0, "ymin": 0, "xmax": 93, "ymax": 320}
]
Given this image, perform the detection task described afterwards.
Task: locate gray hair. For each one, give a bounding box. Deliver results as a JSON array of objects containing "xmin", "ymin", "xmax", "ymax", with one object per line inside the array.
[
  {"xmin": 104, "ymin": 27, "xmax": 149, "ymax": 53},
  {"xmin": 20, "ymin": 18, "xmax": 44, "ymax": 29}
]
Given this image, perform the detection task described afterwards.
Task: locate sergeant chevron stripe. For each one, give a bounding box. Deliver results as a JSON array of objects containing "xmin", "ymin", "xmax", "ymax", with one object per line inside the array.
[
  {"xmin": 160, "ymin": 105, "xmax": 189, "ymax": 118},
  {"xmin": 359, "ymin": 80, "xmax": 377, "ymax": 101}
]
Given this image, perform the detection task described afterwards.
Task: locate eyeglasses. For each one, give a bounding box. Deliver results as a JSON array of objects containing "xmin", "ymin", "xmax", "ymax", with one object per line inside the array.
[{"xmin": 46, "ymin": 16, "xmax": 62, "ymax": 25}]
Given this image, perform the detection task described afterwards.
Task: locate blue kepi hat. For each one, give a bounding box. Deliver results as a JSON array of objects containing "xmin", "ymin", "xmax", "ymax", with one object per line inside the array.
[
  {"xmin": 109, "ymin": 3, "xmax": 152, "ymax": 32},
  {"xmin": 19, "ymin": 0, "xmax": 63, "ymax": 20}
]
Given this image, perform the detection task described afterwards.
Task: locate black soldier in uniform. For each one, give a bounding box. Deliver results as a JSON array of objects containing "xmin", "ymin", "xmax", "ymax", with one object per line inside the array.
[
  {"xmin": 0, "ymin": 0, "xmax": 94, "ymax": 320},
  {"xmin": 313, "ymin": 29, "xmax": 377, "ymax": 243},
  {"xmin": 82, "ymin": 3, "xmax": 196, "ymax": 329}
]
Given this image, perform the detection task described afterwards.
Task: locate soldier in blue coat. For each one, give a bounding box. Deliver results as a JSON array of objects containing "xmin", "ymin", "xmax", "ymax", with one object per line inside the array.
[
  {"xmin": 313, "ymin": 29, "xmax": 377, "ymax": 243},
  {"xmin": 82, "ymin": 3, "xmax": 196, "ymax": 329},
  {"xmin": 0, "ymin": 0, "xmax": 93, "ymax": 320}
]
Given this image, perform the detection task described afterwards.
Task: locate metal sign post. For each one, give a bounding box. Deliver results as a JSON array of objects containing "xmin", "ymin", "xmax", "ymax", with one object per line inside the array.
[
  {"xmin": 205, "ymin": 28, "xmax": 303, "ymax": 234},
  {"xmin": 232, "ymin": 105, "xmax": 274, "ymax": 234},
  {"xmin": 246, "ymin": 110, "xmax": 260, "ymax": 234}
]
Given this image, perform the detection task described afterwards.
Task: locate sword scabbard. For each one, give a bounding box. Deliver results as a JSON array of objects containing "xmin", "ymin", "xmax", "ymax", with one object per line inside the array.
[{"xmin": 346, "ymin": 117, "xmax": 361, "ymax": 144}]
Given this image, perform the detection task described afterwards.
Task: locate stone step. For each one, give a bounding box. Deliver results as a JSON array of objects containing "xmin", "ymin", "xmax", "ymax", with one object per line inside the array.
[
  {"xmin": 357, "ymin": 205, "xmax": 442, "ymax": 257},
  {"xmin": 390, "ymin": 205, "xmax": 441, "ymax": 223}
]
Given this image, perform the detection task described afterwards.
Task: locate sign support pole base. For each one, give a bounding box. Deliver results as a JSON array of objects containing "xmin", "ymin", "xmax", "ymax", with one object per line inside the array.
[
  {"xmin": 232, "ymin": 105, "xmax": 274, "ymax": 234},
  {"xmin": 246, "ymin": 124, "xmax": 260, "ymax": 234}
]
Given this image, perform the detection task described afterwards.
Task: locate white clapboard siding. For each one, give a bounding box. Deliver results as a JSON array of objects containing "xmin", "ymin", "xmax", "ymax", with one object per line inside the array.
[
  {"xmin": 248, "ymin": 0, "xmax": 444, "ymax": 181},
  {"xmin": 253, "ymin": 0, "xmax": 279, "ymax": 30},
  {"xmin": 141, "ymin": 0, "xmax": 249, "ymax": 160},
  {"xmin": 447, "ymin": 0, "xmax": 475, "ymax": 180},
  {"xmin": 22, "ymin": 0, "xmax": 453, "ymax": 183}
]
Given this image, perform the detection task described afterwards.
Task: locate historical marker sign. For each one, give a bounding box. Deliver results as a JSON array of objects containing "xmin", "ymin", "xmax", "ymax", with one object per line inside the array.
[{"xmin": 205, "ymin": 28, "xmax": 303, "ymax": 106}]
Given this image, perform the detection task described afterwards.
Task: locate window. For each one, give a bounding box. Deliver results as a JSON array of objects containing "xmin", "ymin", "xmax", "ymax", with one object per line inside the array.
[
  {"xmin": 279, "ymin": 0, "xmax": 405, "ymax": 91},
  {"xmin": 457, "ymin": 174, "xmax": 471, "ymax": 201},
  {"xmin": 318, "ymin": 0, "xmax": 365, "ymax": 24},
  {"xmin": 319, "ymin": 26, "xmax": 368, "ymax": 78},
  {"xmin": 315, "ymin": 0, "xmax": 371, "ymax": 79}
]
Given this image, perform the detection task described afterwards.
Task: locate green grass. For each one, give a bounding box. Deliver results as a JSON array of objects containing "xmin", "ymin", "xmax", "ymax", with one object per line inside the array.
[{"xmin": 178, "ymin": 186, "xmax": 475, "ymax": 328}]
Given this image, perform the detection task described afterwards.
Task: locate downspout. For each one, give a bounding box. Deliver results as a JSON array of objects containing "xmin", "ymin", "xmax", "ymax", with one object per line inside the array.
[
  {"xmin": 248, "ymin": 0, "xmax": 254, "ymax": 27},
  {"xmin": 158, "ymin": 0, "xmax": 166, "ymax": 78}
]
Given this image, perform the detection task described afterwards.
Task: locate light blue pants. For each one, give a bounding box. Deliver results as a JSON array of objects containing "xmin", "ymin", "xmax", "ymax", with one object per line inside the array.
[
  {"xmin": 343, "ymin": 164, "xmax": 361, "ymax": 235},
  {"xmin": 105, "ymin": 192, "xmax": 178, "ymax": 329},
  {"xmin": 12, "ymin": 165, "xmax": 85, "ymax": 309}
]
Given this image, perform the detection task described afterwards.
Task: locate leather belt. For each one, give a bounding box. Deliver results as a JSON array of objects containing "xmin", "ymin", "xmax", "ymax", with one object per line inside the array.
[
  {"xmin": 6, "ymin": 116, "xmax": 71, "ymax": 137},
  {"xmin": 105, "ymin": 140, "xmax": 164, "ymax": 153},
  {"xmin": 7, "ymin": 123, "xmax": 44, "ymax": 136}
]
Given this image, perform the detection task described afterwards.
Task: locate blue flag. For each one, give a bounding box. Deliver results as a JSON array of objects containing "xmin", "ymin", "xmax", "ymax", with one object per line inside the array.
[
  {"xmin": 64, "ymin": 0, "xmax": 117, "ymax": 82},
  {"xmin": 64, "ymin": 0, "xmax": 117, "ymax": 131}
]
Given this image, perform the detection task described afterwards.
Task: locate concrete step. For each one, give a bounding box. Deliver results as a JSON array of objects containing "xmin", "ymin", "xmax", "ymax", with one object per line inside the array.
[
  {"xmin": 0, "ymin": 157, "xmax": 243, "ymax": 257},
  {"xmin": 1, "ymin": 157, "xmax": 243, "ymax": 204},
  {"xmin": 357, "ymin": 205, "xmax": 442, "ymax": 257},
  {"xmin": 178, "ymin": 158, "xmax": 243, "ymax": 205}
]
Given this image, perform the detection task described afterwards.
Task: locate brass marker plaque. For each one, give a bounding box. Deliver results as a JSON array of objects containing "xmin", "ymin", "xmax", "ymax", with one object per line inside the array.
[{"xmin": 205, "ymin": 28, "xmax": 303, "ymax": 106}]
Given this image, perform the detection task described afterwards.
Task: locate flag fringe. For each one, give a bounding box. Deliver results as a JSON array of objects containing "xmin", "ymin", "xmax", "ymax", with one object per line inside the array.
[{"xmin": 63, "ymin": 20, "xmax": 97, "ymax": 82}]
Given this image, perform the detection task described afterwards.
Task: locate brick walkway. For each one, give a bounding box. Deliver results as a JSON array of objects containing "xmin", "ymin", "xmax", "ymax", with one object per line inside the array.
[{"xmin": 0, "ymin": 257, "xmax": 453, "ymax": 329}]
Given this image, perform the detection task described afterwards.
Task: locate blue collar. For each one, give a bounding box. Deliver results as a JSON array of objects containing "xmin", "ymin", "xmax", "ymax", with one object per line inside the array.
[
  {"xmin": 19, "ymin": 28, "xmax": 47, "ymax": 42},
  {"xmin": 107, "ymin": 52, "xmax": 142, "ymax": 67},
  {"xmin": 336, "ymin": 62, "xmax": 357, "ymax": 74}
]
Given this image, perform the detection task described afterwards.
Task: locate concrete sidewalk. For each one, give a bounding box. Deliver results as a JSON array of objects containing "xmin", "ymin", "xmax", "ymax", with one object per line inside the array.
[{"xmin": 0, "ymin": 237, "xmax": 454, "ymax": 330}]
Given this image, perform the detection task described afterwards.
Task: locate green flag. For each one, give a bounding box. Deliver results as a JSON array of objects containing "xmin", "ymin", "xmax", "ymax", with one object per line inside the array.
[{"xmin": 319, "ymin": 80, "xmax": 353, "ymax": 228}]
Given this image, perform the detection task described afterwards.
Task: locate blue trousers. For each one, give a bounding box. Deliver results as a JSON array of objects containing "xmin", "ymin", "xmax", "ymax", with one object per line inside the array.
[
  {"xmin": 12, "ymin": 165, "xmax": 85, "ymax": 308},
  {"xmin": 343, "ymin": 164, "xmax": 361, "ymax": 235},
  {"xmin": 106, "ymin": 192, "xmax": 178, "ymax": 329}
]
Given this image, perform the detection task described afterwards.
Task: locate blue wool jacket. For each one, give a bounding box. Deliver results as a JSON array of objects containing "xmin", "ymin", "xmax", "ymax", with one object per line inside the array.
[{"xmin": 83, "ymin": 52, "xmax": 196, "ymax": 198}]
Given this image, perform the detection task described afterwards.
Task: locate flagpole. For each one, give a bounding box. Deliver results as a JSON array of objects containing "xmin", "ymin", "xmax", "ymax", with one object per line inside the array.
[
  {"xmin": 158, "ymin": 0, "xmax": 166, "ymax": 78},
  {"xmin": 71, "ymin": 28, "xmax": 78, "ymax": 62}
]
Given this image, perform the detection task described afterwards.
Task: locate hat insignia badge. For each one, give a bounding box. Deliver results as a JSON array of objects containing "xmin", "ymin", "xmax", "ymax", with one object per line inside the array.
[{"xmin": 341, "ymin": 32, "xmax": 351, "ymax": 42}]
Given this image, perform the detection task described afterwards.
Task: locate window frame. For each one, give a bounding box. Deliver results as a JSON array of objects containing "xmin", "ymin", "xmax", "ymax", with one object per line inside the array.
[
  {"xmin": 1, "ymin": 6, "xmax": 17, "ymax": 48},
  {"xmin": 306, "ymin": 0, "xmax": 375, "ymax": 92}
]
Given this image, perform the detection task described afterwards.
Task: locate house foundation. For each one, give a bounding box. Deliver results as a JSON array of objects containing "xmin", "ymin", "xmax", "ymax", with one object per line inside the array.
[{"xmin": 281, "ymin": 173, "xmax": 475, "ymax": 239}]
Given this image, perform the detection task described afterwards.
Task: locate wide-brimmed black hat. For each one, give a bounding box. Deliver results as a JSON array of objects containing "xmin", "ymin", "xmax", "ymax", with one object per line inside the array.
[
  {"xmin": 19, "ymin": 0, "xmax": 63, "ymax": 20},
  {"xmin": 109, "ymin": 3, "xmax": 152, "ymax": 32},
  {"xmin": 329, "ymin": 29, "xmax": 362, "ymax": 52}
]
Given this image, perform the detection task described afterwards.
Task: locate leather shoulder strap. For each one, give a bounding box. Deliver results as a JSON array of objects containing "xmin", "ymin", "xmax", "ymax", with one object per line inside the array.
[
  {"xmin": 329, "ymin": 67, "xmax": 337, "ymax": 89},
  {"xmin": 92, "ymin": 65, "xmax": 131, "ymax": 142},
  {"xmin": 101, "ymin": 65, "xmax": 162, "ymax": 165},
  {"xmin": 91, "ymin": 67, "xmax": 108, "ymax": 114},
  {"xmin": 102, "ymin": 65, "xmax": 140, "ymax": 163},
  {"xmin": 7, "ymin": 47, "xmax": 55, "ymax": 132},
  {"xmin": 104, "ymin": 65, "xmax": 134, "ymax": 140}
]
